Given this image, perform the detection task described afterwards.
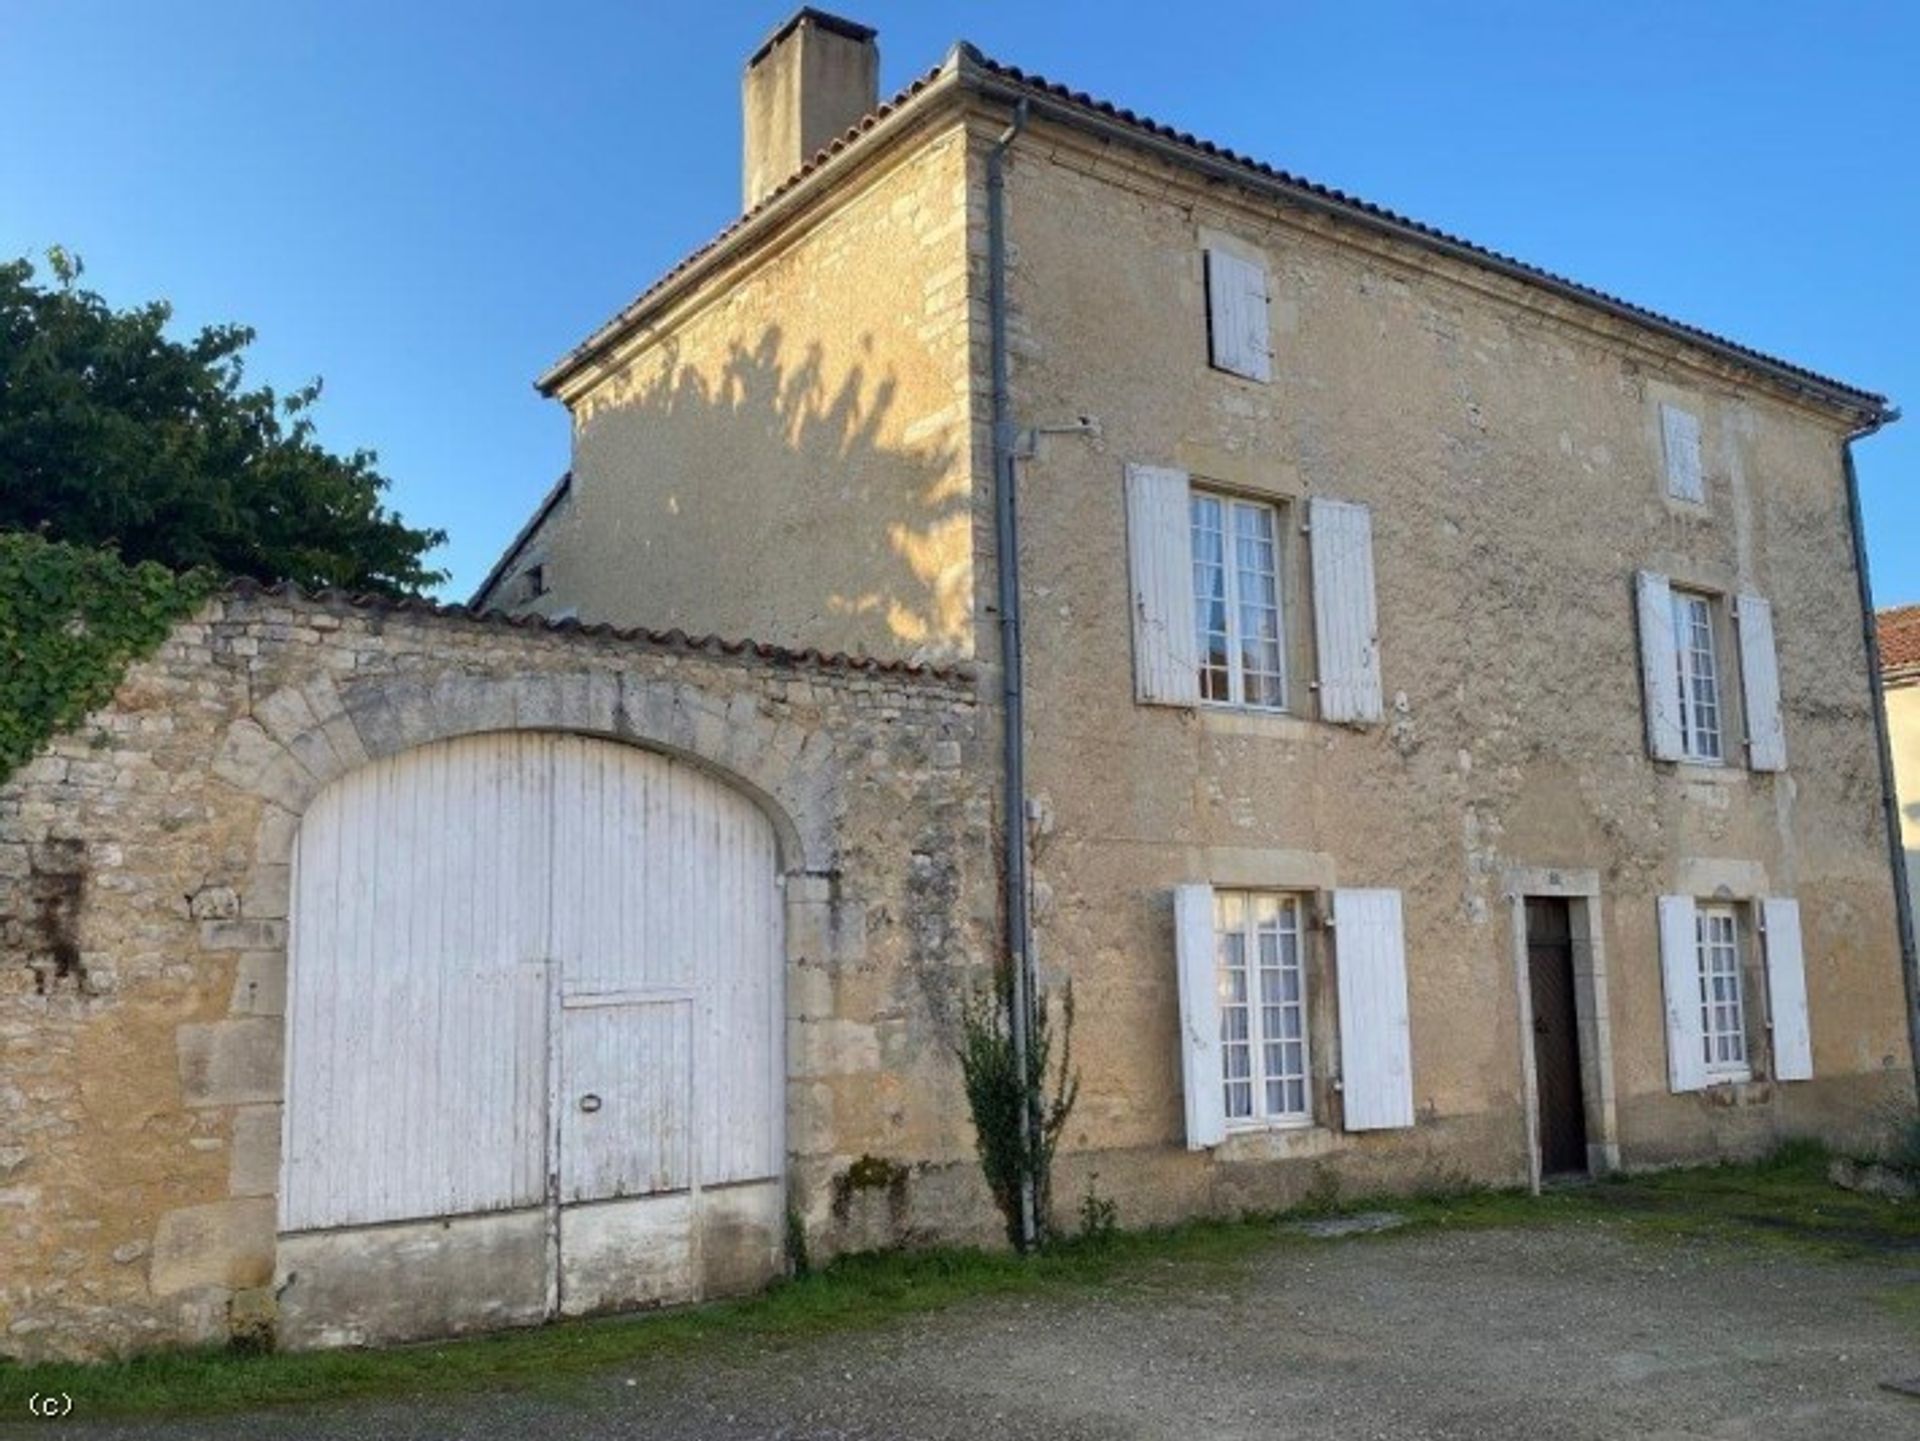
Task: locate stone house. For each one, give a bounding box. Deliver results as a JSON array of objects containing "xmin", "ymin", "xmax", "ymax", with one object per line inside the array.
[
  {"xmin": 2, "ymin": 10, "xmax": 1912, "ymax": 1360},
  {"xmin": 480, "ymin": 12, "xmax": 1915, "ymax": 1203}
]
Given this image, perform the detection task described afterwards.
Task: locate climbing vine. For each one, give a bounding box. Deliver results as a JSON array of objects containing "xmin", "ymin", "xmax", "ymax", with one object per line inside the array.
[
  {"xmin": 0, "ymin": 532, "xmax": 215, "ymax": 781},
  {"xmin": 956, "ymin": 970, "xmax": 1079, "ymax": 1251}
]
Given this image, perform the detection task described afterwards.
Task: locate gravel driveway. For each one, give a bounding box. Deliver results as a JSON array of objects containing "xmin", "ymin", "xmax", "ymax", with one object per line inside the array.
[{"xmin": 52, "ymin": 1223, "xmax": 1920, "ymax": 1440}]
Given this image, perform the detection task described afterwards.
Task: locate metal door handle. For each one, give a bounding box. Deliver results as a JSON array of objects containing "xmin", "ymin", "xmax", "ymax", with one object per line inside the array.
[{"xmin": 579, "ymin": 1093, "xmax": 602, "ymax": 1113}]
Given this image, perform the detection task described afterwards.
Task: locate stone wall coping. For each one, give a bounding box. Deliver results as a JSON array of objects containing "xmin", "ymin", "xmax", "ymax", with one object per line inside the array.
[{"xmin": 219, "ymin": 579, "xmax": 978, "ymax": 688}]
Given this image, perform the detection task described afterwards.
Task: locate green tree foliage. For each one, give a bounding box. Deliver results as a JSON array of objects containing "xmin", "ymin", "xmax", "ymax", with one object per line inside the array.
[
  {"xmin": 0, "ymin": 249, "xmax": 445, "ymax": 595},
  {"xmin": 0, "ymin": 533, "xmax": 216, "ymax": 778}
]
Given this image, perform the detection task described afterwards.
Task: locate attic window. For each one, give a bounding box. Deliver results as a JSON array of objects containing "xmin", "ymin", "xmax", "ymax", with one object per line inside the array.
[
  {"xmin": 1204, "ymin": 248, "xmax": 1272, "ymax": 382},
  {"xmin": 523, "ymin": 564, "xmax": 549, "ymax": 601}
]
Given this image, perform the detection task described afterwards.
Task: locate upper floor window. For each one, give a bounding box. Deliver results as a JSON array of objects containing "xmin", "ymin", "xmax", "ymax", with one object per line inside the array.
[
  {"xmin": 1191, "ymin": 491, "xmax": 1286, "ymax": 709},
  {"xmin": 1126, "ymin": 465, "xmax": 1382, "ymax": 724},
  {"xmin": 1204, "ymin": 247, "xmax": 1272, "ymax": 382},
  {"xmin": 1672, "ymin": 588, "xmax": 1724, "ymax": 762},
  {"xmin": 1661, "ymin": 403, "xmax": 1704, "ymax": 503},
  {"xmin": 1635, "ymin": 571, "xmax": 1787, "ymax": 771}
]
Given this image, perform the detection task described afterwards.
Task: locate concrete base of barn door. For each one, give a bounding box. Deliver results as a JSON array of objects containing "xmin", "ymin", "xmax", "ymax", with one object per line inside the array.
[{"xmin": 275, "ymin": 1184, "xmax": 785, "ymax": 1348}]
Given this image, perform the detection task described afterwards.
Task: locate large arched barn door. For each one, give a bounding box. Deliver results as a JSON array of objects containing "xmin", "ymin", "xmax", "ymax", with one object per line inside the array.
[{"xmin": 278, "ymin": 732, "xmax": 784, "ymax": 1347}]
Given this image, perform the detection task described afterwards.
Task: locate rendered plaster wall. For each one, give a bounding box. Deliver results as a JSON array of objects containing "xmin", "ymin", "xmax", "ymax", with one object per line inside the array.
[
  {"xmin": 986, "ymin": 116, "xmax": 1913, "ymax": 1215},
  {"xmin": 543, "ymin": 118, "xmax": 978, "ymax": 667},
  {"xmin": 1888, "ymin": 679, "xmax": 1920, "ymax": 916},
  {"xmin": 0, "ymin": 591, "xmax": 994, "ymax": 1360}
]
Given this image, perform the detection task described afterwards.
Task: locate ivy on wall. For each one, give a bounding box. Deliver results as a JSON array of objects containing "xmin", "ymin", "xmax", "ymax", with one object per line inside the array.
[{"xmin": 0, "ymin": 532, "xmax": 215, "ymax": 780}]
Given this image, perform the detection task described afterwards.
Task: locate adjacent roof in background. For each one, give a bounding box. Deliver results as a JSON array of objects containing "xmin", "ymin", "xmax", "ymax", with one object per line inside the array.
[
  {"xmin": 226, "ymin": 577, "xmax": 972, "ymax": 683},
  {"xmin": 469, "ymin": 471, "xmax": 572, "ymax": 607},
  {"xmin": 538, "ymin": 39, "xmax": 1893, "ymax": 424},
  {"xmin": 1879, "ymin": 606, "xmax": 1920, "ymax": 680}
]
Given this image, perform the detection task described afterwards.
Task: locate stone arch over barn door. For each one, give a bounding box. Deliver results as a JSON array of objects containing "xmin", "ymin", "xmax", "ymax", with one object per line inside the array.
[{"xmin": 195, "ymin": 665, "xmax": 850, "ymax": 1347}]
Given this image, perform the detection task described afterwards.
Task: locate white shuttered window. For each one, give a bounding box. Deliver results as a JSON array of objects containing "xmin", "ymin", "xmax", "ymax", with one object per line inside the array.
[
  {"xmin": 1657, "ymin": 894, "xmax": 1709, "ymax": 1092},
  {"xmin": 1736, "ymin": 594, "xmax": 1787, "ymax": 771},
  {"xmin": 1636, "ymin": 571, "xmax": 1684, "ymax": 761},
  {"xmin": 1215, "ymin": 891, "xmax": 1311, "ymax": 1125},
  {"xmin": 1126, "ymin": 465, "xmax": 1203, "ymax": 706},
  {"xmin": 1127, "ymin": 468, "xmax": 1381, "ymax": 722},
  {"xmin": 1672, "ymin": 589, "xmax": 1725, "ymax": 763},
  {"xmin": 1332, "ymin": 888, "xmax": 1415, "ymax": 1131},
  {"xmin": 1205, "ymin": 248, "xmax": 1271, "ymax": 382},
  {"xmin": 1192, "ymin": 492, "xmax": 1287, "ymax": 709},
  {"xmin": 1175, "ymin": 883, "xmax": 1227, "ymax": 1149},
  {"xmin": 1661, "ymin": 404, "xmax": 1704, "ymax": 502},
  {"xmin": 1695, "ymin": 905, "xmax": 1750, "ymax": 1079},
  {"xmin": 1762, "ymin": 897, "xmax": 1813, "ymax": 1081},
  {"xmin": 1309, "ymin": 498, "xmax": 1384, "ymax": 723}
]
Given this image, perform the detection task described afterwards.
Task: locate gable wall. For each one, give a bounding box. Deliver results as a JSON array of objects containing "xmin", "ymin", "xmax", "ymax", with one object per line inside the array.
[{"xmin": 537, "ymin": 118, "xmax": 979, "ymax": 667}]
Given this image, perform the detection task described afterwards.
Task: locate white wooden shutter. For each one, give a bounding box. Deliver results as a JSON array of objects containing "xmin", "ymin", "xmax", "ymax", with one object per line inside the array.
[
  {"xmin": 1205, "ymin": 248, "xmax": 1271, "ymax": 382},
  {"xmin": 1661, "ymin": 404, "xmax": 1704, "ymax": 502},
  {"xmin": 1762, "ymin": 896, "xmax": 1812, "ymax": 1081},
  {"xmin": 1309, "ymin": 498, "xmax": 1383, "ymax": 723},
  {"xmin": 1332, "ymin": 888, "xmax": 1414, "ymax": 1130},
  {"xmin": 1657, "ymin": 894, "xmax": 1708, "ymax": 1093},
  {"xmin": 1174, "ymin": 883, "xmax": 1226, "ymax": 1149},
  {"xmin": 1636, "ymin": 570, "xmax": 1683, "ymax": 761},
  {"xmin": 1736, "ymin": 594, "xmax": 1787, "ymax": 772},
  {"xmin": 1125, "ymin": 464, "xmax": 1201, "ymax": 706}
]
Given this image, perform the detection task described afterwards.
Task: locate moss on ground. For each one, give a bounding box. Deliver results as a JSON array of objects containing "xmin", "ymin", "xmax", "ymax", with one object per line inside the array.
[{"xmin": 5, "ymin": 1142, "xmax": 1914, "ymax": 1421}]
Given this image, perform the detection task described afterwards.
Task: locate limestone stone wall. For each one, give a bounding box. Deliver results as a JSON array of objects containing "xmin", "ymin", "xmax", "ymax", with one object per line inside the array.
[
  {"xmin": 0, "ymin": 587, "xmax": 994, "ymax": 1361},
  {"xmin": 991, "ymin": 113, "xmax": 1914, "ymax": 1214}
]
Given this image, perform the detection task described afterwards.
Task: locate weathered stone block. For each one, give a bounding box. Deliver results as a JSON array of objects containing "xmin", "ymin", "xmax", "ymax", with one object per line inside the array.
[
  {"xmin": 149, "ymin": 1198, "xmax": 275, "ymax": 1296},
  {"xmin": 177, "ymin": 1017, "xmax": 283, "ymax": 1108},
  {"xmin": 200, "ymin": 918, "xmax": 286, "ymax": 952},
  {"xmin": 228, "ymin": 1105, "xmax": 282, "ymax": 1198},
  {"xmin": 188, "ymin": 886, "xmax": 239, "ymax": 921},
  {"xmin": 228, "ymin": 951, "xmax": 286, "ymax": 1017}
]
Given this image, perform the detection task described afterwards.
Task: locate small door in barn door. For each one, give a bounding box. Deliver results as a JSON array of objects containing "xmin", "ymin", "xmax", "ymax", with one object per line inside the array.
[{"xmin": 559, "ymin": 997, "xmax": 693, "ymax": 1203}]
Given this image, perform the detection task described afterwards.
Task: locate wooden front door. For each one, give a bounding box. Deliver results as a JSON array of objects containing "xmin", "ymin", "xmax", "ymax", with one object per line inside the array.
[{"xmin": 1525, "ymin": 898, "xmax": 1589, "ymax": 1177}]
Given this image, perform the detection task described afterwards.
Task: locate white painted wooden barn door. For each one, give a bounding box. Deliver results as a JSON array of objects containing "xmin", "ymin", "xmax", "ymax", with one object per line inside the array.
[{"xmin": 283, "ymin": 731, "xmax": 783, "ymax": 1315}]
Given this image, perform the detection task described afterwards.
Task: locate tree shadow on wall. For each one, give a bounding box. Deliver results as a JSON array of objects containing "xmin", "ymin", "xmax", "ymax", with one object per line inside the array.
[{"xmin": 567, "ymin": 324, "xmax": 971, "ymax": 662}]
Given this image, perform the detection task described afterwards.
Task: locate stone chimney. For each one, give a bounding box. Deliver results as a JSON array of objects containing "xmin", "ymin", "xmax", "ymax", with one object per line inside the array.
[{"xmin": 742, "ymin": 9, "xmax": 879, "ymax": 211}]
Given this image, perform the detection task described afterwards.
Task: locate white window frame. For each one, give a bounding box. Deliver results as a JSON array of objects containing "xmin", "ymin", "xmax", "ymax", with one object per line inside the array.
[
  {"xmin": 1671, "ymin": 588, "xmax": 1725, "ymax": 763},
  {"xmin": 1695, "ymin": 904, "xmax": 1750, "ymax": 1082},
  {"xmin": 1215, "ymin": 890, "xmax": 1312, "ymax": 1129},
  {"xmin": 1190, "ymin": 490, "xmax": 1288, "ymax": 712}
]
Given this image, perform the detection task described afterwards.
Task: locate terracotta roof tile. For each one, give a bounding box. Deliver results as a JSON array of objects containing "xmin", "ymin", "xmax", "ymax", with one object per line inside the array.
[{"xmin": 1878, "ymin": 605, "xmax": 1920, "ymax": 676}]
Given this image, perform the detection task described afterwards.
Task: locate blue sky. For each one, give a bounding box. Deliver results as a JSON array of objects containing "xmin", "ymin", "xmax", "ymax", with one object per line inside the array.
[{"xmin": 3, "ymin": 2, "xmax": 1915, "ymax": 603}]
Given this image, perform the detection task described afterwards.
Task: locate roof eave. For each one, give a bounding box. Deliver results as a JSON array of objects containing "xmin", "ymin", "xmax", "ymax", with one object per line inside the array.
[{"xmin": 953, "ymin": 46, "xmax": 1892, "ymax": 427}]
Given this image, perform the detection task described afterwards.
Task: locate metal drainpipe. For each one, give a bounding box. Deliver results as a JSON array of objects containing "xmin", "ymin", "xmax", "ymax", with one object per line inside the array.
[
  {"xmin": 988, "ymin": 98, "xmax": 1038, "ymax": 1252},
  {"xmin": 1842, "ymin": 419, "xmax": 1920, "ymax": 1094}
]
